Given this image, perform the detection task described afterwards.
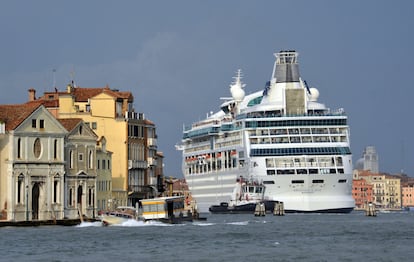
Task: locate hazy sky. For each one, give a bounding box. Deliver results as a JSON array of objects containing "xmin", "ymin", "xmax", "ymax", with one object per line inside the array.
[{"xmin": 1, "ymin": 0, "xmax": 413, "ymax": 177}]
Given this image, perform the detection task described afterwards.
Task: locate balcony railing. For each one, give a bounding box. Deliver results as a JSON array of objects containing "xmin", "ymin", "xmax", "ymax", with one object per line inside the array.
[
  {"xmin": 147, "ymin": 157, "xmax": 157, "ymax": 167},
  {"xmin": 128, "ymin": 160, "xmax": 147, "ymax": 169},
  {"xmin": 128, "ymin": 185, "xmax": 151, "ymax": 193},
  {"xmin": 147, "ymin": 138, "xmax": 157, "ymax": 148},
  {"xmin": 125, "ymin": 111, "xmax": 145, "ymax": 120}
]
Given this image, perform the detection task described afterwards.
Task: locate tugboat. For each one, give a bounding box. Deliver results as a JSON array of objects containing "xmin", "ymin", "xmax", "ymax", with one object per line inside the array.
[{"xmin": 209, "ymin": 176, "xmax": 277, "ymax": 214}]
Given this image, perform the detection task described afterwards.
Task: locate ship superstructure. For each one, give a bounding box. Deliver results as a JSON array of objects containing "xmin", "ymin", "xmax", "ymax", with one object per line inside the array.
[{"xmin": 178, "ymin": 50, "xmax": 354, "ymax": 213}]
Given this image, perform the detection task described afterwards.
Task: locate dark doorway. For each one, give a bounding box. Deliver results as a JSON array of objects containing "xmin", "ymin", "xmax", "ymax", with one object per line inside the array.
[
  {"xmin": 32, "ymin": 183, "xmax": 40, "ymax": 220},
  {"xmin": 77, "ymin": 185, "xmax": 83, "ymax": 205}
]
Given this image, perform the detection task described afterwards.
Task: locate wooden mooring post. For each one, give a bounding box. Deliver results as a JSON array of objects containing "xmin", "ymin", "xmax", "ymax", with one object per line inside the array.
[
  {"xmin": 273, "ymin": 201, "xmax": 285, "ymax": 216},
  {"xmin": 365, "ymin": 202, "xmax": 377, "ymax": 217},
  {"xmin": 254, "ymin": 202, "xmax": 266, "ymax": 216}
]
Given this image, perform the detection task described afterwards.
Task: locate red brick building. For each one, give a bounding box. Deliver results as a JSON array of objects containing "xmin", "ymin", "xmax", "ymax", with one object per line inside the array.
[{"xmin": 352, "ymin": 178, "xmax": 373, "ymax": 208}]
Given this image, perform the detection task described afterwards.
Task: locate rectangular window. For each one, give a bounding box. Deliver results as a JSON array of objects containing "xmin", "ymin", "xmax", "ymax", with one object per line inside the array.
[
  {"xmin": 92, "ymin": 122, "xmax": 97, "ymax": 129},
  {"xmin": 312, "ymin": 179, "xmax": 324, "ymax": 184},
  {"xmin": 32, "ymin": 119, "xmax": 36, "ymax": 128},
  {"xmin": 39, "ymin": 120, "xmax": 44, "ymax": 129},
  {"xmin": 79, "ymin": 153, "xmax": 83, "ymax": 161}
]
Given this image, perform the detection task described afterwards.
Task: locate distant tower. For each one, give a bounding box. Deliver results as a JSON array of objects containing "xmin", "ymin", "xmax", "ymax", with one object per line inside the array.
[{"xmin": 363, "ymin": 146, "xmax": 379, "ymax": 173}]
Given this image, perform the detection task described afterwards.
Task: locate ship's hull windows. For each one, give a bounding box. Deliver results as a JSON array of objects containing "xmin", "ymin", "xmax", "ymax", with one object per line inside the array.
[{"xmin": 312, "ymin": 180, "xmax": 324, "ymax": 184}]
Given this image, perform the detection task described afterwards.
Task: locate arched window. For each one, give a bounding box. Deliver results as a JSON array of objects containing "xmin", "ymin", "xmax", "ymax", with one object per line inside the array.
[
  {"xmin": 69, "ymin": 150, "xmax": 73, "ymax": 169},
  {"xmin": 53, "ymin": 139, "xmax": 58, "ymax": 159},
  {"xmin": 53, "ymin": 174, "xmax": 60, "ymax": 203},
  {"xmin": 17, "ymin": 174, "xmax": 24, "ymax": 204},
  {"xmin": 69, "ymin": 188, "xmax": 73, "ymax": 206},
  {"xmin": 88, "ymin": 188, "xmax": 93, "ymax": 206},
  {"xmin": 88, "ymin": 150, "xmax": 93, "ymax": 169},
  {"xmin": 17, "ymin": 138, "xmax": 22, "ymax": 159},
  {"xmin": 77, "ymin": 185, "xmax": 83, "ymax": 204}
]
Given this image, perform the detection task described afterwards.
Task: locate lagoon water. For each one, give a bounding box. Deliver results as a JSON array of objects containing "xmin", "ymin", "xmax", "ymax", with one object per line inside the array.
[{"xmin": 0, "ymin": 211, "xmax": 413, "ymax": 262}]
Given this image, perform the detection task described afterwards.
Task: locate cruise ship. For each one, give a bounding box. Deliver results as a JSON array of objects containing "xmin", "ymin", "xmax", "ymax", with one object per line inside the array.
[{"xmin": 177, "ymin": 50, "xmax": 355, "ymax": 213}]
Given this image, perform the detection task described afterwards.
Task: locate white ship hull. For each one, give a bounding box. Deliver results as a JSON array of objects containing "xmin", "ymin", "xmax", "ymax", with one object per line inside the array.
[{"xmin": 186, "ymin": 160, "xmax": 354, "ymax": 213}]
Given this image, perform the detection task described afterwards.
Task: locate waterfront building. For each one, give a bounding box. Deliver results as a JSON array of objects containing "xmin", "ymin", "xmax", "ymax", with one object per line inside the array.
[
  {"xmin": 401, "ymin": 182, "xmax": 414, "ymax": 208},
  {"xmin": 29, "ymin": 84, "xmax": 164, "ymax": 207},
  {"xmin": 0, "ymin": 103, "xmax": 67, "ymax": 221},
  {"xmin": 154, "ymin": 151, "xmax": 165, "ymax": 195},
  {"xmin": 96, "ymin": 137, "xmax": 113, "ymax": 211},
  {"xmin": 58, "ymin": 118, "xmax": 98, "ymax": 219},
  {"xmin": 352, "ymin": 172, "xmax": 373, "ymax": 208},
  {"xmin": 126, "ymin": 114, "xmax": 162, "ymax": 206},
  {"xmin": 354, "ymin": 170, "xmax": 401, "ymax": 209}
]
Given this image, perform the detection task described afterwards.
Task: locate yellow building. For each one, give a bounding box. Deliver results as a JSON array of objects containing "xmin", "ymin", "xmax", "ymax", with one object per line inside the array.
[
  {"xmin": 30, "ymin": 83, "xmax": 164, "ymax": 207},
  {"xmin": 354, "ymin": 170, "xmax": 401, "ymax": 209}
]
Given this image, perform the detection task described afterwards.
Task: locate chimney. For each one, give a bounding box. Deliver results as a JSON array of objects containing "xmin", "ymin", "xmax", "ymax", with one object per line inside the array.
[
  {"xmin": 67, "ymin": 83, "xmax": 73, "ymax": 93},
  {"xmin": 28, "ymin": 88, "xmax": 36, "ymax": 101}
]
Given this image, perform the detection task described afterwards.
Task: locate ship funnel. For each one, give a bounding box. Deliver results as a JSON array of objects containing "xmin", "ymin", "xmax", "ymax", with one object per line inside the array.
[{"xmin": 272, "ymin": 50, "xmax": 300, "ymax": 83}]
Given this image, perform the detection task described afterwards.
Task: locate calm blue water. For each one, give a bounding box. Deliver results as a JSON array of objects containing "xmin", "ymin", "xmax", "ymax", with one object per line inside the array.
[{"xmin": 0, "ymin": 211, "xmax": 413, "ymax": 262}]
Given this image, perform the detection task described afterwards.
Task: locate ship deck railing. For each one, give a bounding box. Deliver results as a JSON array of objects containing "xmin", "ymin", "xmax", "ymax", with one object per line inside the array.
[{"xmin": 236, "ymin": 110, "xmax": 346, "ymax": 120}]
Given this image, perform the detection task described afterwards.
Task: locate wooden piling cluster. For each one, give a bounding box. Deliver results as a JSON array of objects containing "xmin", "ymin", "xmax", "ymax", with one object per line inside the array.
[
  {"xmin": 273, "ymin": 201, "xmax": 285, "ymax": 216},
  {"xmin": 254, "ymin": 202, "xmax": 266, "ymax": 216},
  {"xmin": 365, "ymin": 202, "xmax": 377, "ymax": 217}
]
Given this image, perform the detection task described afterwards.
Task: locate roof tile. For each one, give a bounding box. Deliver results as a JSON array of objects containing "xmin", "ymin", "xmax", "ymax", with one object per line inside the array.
[{"xmin": 0, "ymin": 103, "xmax": 42, "ymax": 131}]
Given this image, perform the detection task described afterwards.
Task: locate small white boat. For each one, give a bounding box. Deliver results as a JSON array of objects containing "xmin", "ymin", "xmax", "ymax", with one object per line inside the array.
[{"xmin": 100, "ymin": 206, "xmax": 138, "ymax": 226}]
